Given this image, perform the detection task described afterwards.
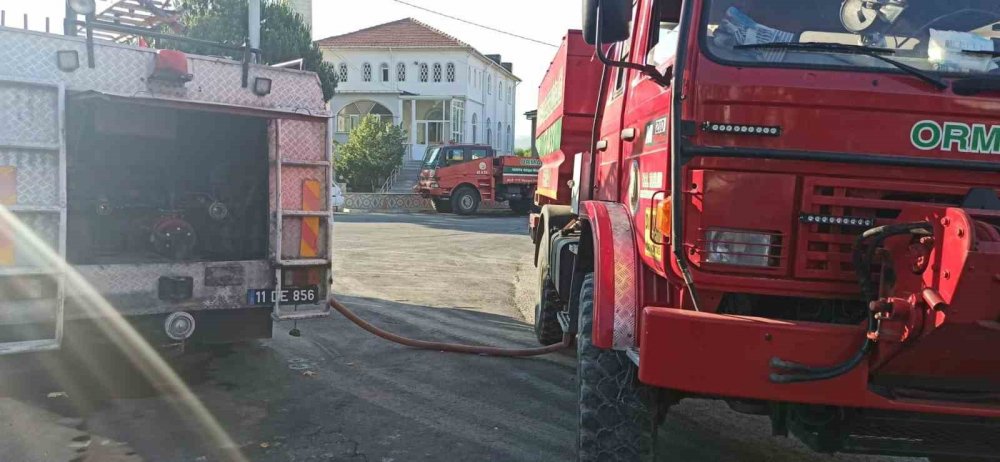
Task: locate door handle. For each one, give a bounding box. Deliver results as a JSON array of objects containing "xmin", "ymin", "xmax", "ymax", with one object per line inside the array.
[
  {"xmin": 621, "ymin": 127, "xmax": 637, "ymax": 142},
  {"xmin": 596, "ymin": 139, "xmax": 609, "ymax": 151}
]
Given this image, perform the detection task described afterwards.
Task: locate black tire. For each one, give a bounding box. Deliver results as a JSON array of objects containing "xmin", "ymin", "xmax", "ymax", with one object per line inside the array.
[
  {"xmin": 534, "ymin": 235, "xmax": 563, "ymax": 345},
  {"xmin": 431, "ymin": 198, "xmax": 452, "ymax": 213},
  {"xmin": 577, "ymin": 273, "xmax": 652, "ymax": 462},
  {"xmin": 509, "ymin": 198, "xmax": 532, "ymax": 215},
  {"xmin": 452, "ymin": 186, "xmax": 480, "ymax": 215}
]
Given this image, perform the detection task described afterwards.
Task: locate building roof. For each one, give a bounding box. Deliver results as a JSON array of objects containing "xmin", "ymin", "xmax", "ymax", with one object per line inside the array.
[
  {"xmin": 316, "ymin": 18, "xmax": 520, "ymax": 81},
  {"xmin": 315, "ymin": 18, "xmax": 470, "ymax": 49}
]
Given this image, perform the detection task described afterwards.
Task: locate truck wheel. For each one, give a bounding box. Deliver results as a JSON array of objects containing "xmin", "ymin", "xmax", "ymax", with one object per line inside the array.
[
  {"xmin": 577, "ymin": 273, "xmax": 652, "ymax": 462},
  {"xmin": 452, "ymin": 187, "xmax": 480, "ymax": 215},
  {"xmin": 431, "ymin": 198, "xmax": 452, "ymax": 213},
  {"xmin": 534, "ymin": 234, "xmax": 563, "ymax": 345},
  {"xmin": 509, "ymin": 199, "xmax": 532, "ymax": 215}
]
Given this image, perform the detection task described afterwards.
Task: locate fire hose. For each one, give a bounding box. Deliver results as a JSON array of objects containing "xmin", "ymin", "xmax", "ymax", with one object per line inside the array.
[
  {"xmin": 769, "ymin": 221, "xmax": 934, "ymax": 383},
  {"xmin": 326, "ymin": 297, "xmax": 573, "ymax": 357}
]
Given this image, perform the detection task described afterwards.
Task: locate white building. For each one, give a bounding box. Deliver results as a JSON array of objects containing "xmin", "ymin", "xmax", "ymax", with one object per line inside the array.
[{"xmin": 316, "ymin": 18, "xmax": 520, "ymax": 161}]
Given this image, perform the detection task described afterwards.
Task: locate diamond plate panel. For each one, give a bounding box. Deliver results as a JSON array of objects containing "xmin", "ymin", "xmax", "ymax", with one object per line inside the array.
[
  {"xmin": 0, "ymin": 149, "xmax": 58, "ymax": 206},
  {"xmin": 281, "ymin": 167, "xmax": 328, "ymax": 210},
  {"xmin": 0, "ymin": 84, "xmax": 58, "ymax": 145},
  {"xmin": 0, "ymin": 29, "xmax": 329, "ymax": 117},
  {"xmin": 606, "ymin": 204, "xmax": 638, "ymax": 350},
  {"xmin": 279, "ymin": 217, "xmax": 328, "ymax": 259},
  {"xmin": 8, "ymin": 212, "xmax": 59, "ymax": 268},
  {"xmin": 69, "ymin": 261, "xmax": 274, "ymax": 316},
  {"xmin": 279, "ymin": 120, "xmax": 327, "ymax": 161}
]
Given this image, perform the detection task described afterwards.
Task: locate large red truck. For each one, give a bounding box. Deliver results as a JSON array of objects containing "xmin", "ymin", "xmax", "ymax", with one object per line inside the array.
[
  {"xmin": 532, "ymin": 1, "xmax": 1000, "ymax": 460},
  {"xmin": 416, "ymin": 144, "xmax": 540, "ymax": 215}
]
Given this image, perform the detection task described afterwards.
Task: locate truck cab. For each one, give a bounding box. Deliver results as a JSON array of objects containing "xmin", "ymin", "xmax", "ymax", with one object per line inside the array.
[
  {"xmin": 531, "ymin": 0, "xmax": 1000, "ymax": 459},
  {"xmin": 417, "ymin": 144, "xmax": 537, "ymax": 215}
]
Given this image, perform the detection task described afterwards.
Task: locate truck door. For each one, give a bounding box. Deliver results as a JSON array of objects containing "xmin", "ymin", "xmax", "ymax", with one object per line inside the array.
[
  {"xmin": 0, "ymin": 79, "xmax": 67, "ymax": 354},
  {"xmin": 623, "ymin": 0, "xmax": 682, "ymax": 275},
  {"xmin": 593, "ymin": 39, "xmax": 633, "ymax": 202}
]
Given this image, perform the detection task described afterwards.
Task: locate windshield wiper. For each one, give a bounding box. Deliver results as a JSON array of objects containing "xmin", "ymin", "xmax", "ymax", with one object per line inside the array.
[
  {"xmin": 959, "ymin": 49, "xmax": 1000, "ymax": 57},
  {"xmin": 734, "ymin": 42, "xmax": 948, "ymax": 90}
]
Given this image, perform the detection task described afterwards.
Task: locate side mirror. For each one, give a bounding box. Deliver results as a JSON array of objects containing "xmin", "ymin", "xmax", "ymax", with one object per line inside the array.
[{"xmin": 582, "ymin": 0, "xmax": 632, "ymax": 45}]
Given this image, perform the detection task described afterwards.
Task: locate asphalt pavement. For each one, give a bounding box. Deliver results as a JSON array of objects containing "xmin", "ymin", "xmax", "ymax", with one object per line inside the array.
[{"xmin": 0, "ymin": 212, "xmax": 917, "ymax": 461}]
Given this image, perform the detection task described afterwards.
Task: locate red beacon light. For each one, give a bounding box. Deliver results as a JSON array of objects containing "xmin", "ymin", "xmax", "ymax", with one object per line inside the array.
[{"xmin": 150, "ymin": 49, "xmax": 193, "ymax": 84}]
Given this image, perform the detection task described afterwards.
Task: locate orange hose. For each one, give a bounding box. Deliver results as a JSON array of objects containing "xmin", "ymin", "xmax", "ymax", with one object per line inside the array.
[{"xmin": 327, "ymin": 297, "xmax": 573, "ymax": 357}]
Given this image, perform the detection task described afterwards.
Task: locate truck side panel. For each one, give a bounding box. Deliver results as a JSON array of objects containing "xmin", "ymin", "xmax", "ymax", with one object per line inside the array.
[{"xmin": 535, "ymin": 31, "xmax": 602, "ymax": 205}]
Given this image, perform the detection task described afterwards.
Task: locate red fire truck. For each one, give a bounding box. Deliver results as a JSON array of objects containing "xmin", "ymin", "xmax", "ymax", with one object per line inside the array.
[
  {"xmin": 0, "ymin": 19, "xmax": 332, "ymax": 355},
  {"xmin": 531, "ymin": 0, "xmax": 1000, "ymax": 460},
  {"xmin": 417, "ymin": 144, "xmax": 540, "ymax": 215}
]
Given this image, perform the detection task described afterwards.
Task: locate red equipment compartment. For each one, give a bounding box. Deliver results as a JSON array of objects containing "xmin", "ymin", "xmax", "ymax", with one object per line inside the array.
[{"xmin": 535, "ymin": 30, "xmax": 602, "ymax": 204}]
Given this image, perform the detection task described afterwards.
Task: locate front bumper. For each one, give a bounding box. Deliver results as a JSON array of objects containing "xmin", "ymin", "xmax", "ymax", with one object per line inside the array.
[{"xmin": 638, "ymin": 307, "xmax": 1000, "ymax": 418}]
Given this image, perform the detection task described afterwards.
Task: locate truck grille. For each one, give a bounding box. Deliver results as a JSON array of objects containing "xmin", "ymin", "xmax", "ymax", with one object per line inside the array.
[{"xmin": 795, "ymin": 178, "xmax": 971, "ymax": 281}]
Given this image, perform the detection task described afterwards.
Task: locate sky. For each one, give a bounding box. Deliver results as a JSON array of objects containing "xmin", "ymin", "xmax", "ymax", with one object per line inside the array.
[{"xmin": 0, "ymin": 0, "xmax": 584, "ymax": 148}]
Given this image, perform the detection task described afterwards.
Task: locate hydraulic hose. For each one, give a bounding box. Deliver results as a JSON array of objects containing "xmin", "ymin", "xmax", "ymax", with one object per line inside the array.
[
  {"xmin": 769, "ymin": 221, "xmax": 933, "ymax": 384},
  {"xmin": 327, "ymin": 297, "xmax": 573, "ymax": 357}
]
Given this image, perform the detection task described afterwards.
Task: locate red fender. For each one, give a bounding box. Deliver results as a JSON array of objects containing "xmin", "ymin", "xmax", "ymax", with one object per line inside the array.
[{"xmin": 581, "ymin": 200, "xmax": 639, "ymax": 350}]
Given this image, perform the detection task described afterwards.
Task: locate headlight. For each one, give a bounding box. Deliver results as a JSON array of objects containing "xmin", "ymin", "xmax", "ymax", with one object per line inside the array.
[{"xmin": 704, "ymin": 229, "xmax": 777, "ymax": 268}]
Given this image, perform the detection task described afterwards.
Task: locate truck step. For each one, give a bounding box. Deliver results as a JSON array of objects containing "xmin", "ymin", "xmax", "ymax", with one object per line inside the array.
[
  {"xmin": 796, "ymin": 409, "xmax": 1000, "ymax": 458},
  {"xmin": 271, "ymin": 308, "xmax": 331, "ymax": 321},
  {"xmin": 0, "ymin": 339, "xmax": 60, "ymax": 355},
  {"xmin": 275, "ymin": 259, "xmax": 329, "ymax": 267}
]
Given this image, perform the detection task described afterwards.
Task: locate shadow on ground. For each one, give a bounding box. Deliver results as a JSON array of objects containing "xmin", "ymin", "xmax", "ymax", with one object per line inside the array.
[{"xmin": 335, "ymin": 211, "xmax": 529, "ymax": 236}]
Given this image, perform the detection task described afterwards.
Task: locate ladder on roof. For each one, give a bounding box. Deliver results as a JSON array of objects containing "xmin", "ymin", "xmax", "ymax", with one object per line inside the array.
[
  {"xmin": 0, "ymin": 78, "xmax": 67, "ymax": 355},
  {"xmin": 271, "ymin": 118, "xmax": 334, "ymax": 321}
]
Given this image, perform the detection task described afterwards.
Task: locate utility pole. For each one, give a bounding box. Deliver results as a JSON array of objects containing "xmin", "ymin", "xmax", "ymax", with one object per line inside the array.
[{"xmin": 248, "ymin": 0, "xmax": 261, "ymax": 63}]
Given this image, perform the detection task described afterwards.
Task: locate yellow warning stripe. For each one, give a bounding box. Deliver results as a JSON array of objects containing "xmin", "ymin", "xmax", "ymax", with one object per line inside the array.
[{"xmin": 300, "ymin": 179, "xmax": 321, "ymax": 258}]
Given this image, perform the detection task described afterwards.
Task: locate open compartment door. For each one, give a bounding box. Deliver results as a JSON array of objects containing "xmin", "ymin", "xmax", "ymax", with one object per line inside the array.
[
  {"xmin": 269, "ymin": 117, "xmax": 333, "ymax": 321},
  {"xmin": 0, "ymin": 79, "xmax": 67, "ymax": 354}
]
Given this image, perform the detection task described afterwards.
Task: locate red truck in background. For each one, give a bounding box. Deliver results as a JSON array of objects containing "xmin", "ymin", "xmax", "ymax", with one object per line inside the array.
[
  {"xmin": 531, "ymin": 0, "xmax": 1000, "ymax": 460},
  {"xmin": 417, "ymin": 144, "xmax": 540, "ymax": 215}
]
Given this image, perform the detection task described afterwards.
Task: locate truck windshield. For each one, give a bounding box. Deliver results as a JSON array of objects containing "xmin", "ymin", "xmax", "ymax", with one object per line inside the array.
[
  {"xmin": 423, "ymin": 147, "xmax": 441, "ymax": 167},
  {"xmin": 702, "ymin": 0, "xmax": 1000, "ymax": 77}
]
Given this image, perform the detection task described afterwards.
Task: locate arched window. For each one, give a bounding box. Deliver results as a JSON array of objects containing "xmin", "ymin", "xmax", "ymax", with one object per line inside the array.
[
  {"xmin": 486, "ymin": 118, "xmax": 492, "ymax": 147},
  {"xmin": 446, "ymin": 63, "xmax": 455, "ymax": 82},
  {"xmin": 471, "ymin": 113, "xmax": 478, "ymax": 143},
  {"xmin": 380, "ymin": 63, "xmax": 390, "ymax": 82},
  {"xmin": 497, "ymin": 121, "xmax": 503, "ymax": 149},
  {"xmin": 506, "ymin": 125, "xmax": 512, "ymax": 151},
  {"xmin": 433, "ymin": 63, "xmax": 442, "ymax": 82},
  {"xmin": 487, "ymin": 74, "xmax": 492, "ymax": 94},
  {"xmin": 498, "ymin": 81, "xmax": 503, "ymax": 99},
  {"xmin": 338, "ymin": 63, "xmax": 348, "ymax": 83},
  {"xmin": 419, "ymin": 63, "xmax": 429, "ymax": 82},
  {"xmin": 362, "ymin": 63, "xmax": 372, "ymax": 82},
  {"xmin": 396, "ymin": 62, "xmax": 406, "ymax": 82},
  {"xmin": 336, "ymin": 100, "xmax": 394, "ymax": 133}
]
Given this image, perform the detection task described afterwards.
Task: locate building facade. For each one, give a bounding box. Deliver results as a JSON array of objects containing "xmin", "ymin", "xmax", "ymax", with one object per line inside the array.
[{"xmin": 316, "ymin": 18, "xmax": 520, "ymax": 162}]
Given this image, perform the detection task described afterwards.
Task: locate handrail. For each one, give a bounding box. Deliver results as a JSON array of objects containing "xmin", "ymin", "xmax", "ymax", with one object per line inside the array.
[{"xmin": 378, "ymin": 163, "xmax": 402, "ymax": 193}]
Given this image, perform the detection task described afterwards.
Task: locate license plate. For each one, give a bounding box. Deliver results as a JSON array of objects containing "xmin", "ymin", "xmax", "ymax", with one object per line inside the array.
[{"xmin": 247, "ymin": 286, "xmax": 319, "ymax": 306}]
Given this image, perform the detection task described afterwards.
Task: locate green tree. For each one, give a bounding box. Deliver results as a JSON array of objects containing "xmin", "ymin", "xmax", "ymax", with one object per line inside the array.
[
  {"xmin": 161, "ymin": 0, "xmax": 336, "ymax": 100},
  {"xmin": 335, "ymin": 115, "xmax": 406, "ymax": 192},
  {"xmin": 513, "ymin": 147, "xmax": 533, "ymax": 158}
]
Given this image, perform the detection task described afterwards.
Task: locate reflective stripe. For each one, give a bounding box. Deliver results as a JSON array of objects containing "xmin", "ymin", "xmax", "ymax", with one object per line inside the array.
[
  {"xmin": 299, "ymin": 179, "xmax": 321, "ymax": 258},
  {"xmin": 0, "ymin": 167, "xmax": 15, "ymax": 265}
]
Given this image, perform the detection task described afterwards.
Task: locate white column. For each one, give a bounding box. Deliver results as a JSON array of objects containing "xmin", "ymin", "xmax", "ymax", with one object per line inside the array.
[
  {"xmin": 397, "ymin": 98, "xmax": 403, "ymax": 126},
  {"xmin": 409, "ymin": 99, "xmax": 416, "ymax": 145}
]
